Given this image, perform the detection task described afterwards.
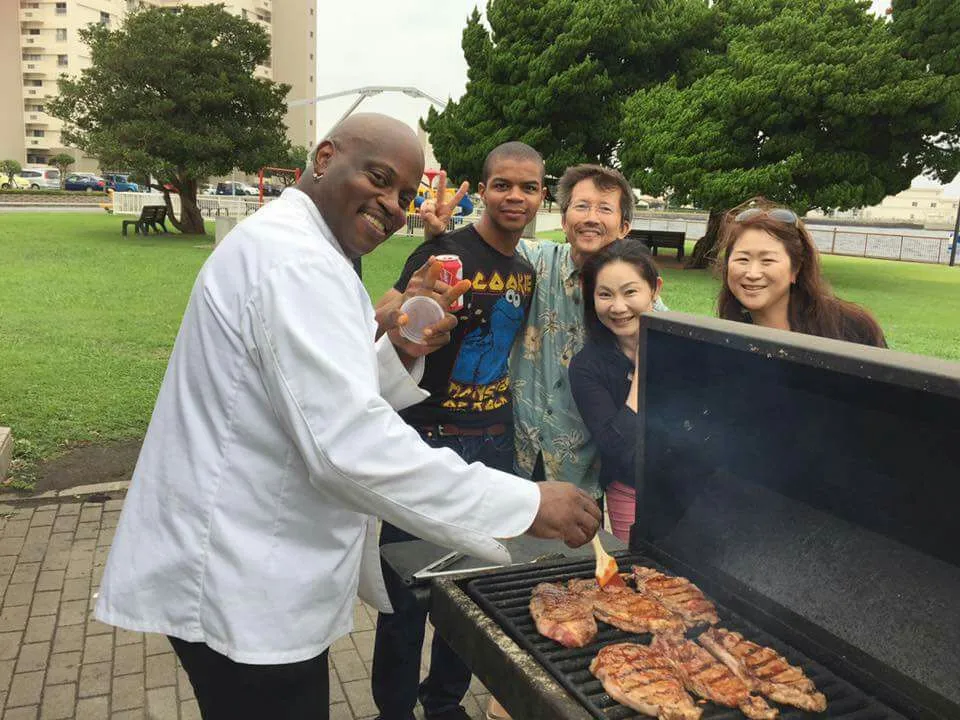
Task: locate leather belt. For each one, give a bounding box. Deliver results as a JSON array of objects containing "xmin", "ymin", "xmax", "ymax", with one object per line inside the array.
[{"xmin": 419, "ymin": 423, "xmax": 509, "ymax": 437}]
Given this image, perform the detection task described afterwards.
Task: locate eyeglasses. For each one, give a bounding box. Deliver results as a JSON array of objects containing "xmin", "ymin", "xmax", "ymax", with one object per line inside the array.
[
  {"xmin": 734, "ymin": 207, "xmax": 799, "ymax": 226},
  {"xmin": 569, "ymin": 201, "xmax": 618, "ymax": 217}
]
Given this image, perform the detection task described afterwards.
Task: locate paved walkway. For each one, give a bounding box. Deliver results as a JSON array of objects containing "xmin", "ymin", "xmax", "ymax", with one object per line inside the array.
[{"xmin": 0, "ymin": 499, "xmax": 493, "ymax": 719}]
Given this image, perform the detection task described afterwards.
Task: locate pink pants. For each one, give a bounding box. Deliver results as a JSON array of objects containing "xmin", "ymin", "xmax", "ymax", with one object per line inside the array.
[{"xmin": 605, "ymin": 481, "xmax": 636, "ymax": 543}]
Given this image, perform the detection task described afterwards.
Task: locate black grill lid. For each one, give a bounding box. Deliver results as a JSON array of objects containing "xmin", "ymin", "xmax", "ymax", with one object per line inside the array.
[{"xmin": 634, "ymin": 313, "xmax": 960, "ymax": 718}]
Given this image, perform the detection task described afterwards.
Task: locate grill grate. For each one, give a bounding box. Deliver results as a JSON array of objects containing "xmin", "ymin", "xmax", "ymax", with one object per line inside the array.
[{"xmin": 465, "ymin": 554, "xmax": 904, "ymax": 720}]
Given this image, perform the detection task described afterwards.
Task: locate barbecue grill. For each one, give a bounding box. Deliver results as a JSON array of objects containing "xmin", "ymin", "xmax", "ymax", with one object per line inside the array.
[{"xmin": 428, "ymin": 312, "xmax": 960, "ymax": 720}]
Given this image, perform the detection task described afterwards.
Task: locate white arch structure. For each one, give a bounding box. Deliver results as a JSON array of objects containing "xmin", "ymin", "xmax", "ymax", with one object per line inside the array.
[{"xmin": 287, "ymin": 86, "xmax": 448, "ymax": 137}]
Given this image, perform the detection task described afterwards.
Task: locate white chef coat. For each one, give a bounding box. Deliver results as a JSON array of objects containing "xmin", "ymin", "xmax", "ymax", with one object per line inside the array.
[{"xmin": 95, "ymin": 188, "xmax": 541, "ymax": 665}]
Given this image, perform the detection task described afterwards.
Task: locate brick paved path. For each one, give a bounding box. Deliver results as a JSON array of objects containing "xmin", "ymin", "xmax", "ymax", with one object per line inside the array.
[{"xmin": 0, "ymin": 500, "xmax": 493, "ymax": 719}]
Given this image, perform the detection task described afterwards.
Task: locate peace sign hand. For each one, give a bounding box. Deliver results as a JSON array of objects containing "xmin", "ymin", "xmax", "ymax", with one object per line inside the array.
[{"xmin": 420, "ymin": 170, "xmax": 470, "ymax": 240}]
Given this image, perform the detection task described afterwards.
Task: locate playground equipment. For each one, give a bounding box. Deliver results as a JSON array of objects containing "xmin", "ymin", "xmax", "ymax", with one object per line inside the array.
[{"xmin": 257, "ymin": 166, "xmax": 301, "ymax": 205}]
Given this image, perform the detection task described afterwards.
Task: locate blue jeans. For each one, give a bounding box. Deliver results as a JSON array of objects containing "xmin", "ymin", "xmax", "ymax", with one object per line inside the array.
[{"xmin": 371, "ymin": 427, "xmax": 515, "ymax": 720}]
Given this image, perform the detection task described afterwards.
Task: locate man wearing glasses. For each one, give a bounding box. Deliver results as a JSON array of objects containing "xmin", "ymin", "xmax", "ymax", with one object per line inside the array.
[{"xmin": 510, "ymin": 164, "xmax": 668, "ymax": 500}]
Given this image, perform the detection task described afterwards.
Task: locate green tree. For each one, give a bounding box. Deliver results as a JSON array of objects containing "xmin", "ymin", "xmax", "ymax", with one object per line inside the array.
[
  {"xmin": 889, "ymin": 0, "xmax": 960, "ymax": 185},
  {"xmin": 620, "ymin": 0, "xmax": 959, "ymax": 268},
  {"xmin": 424, "ymin": 0, "xmax": 714, "ymax": 182},
  {"xmin": 48, "ymin": 153, "xmax": 75, "ymax": 188},
  {"xmin": 48, "ymin": 5, "xmax": 291, "ymax": 234},
  {"xmin": 0, "ymin": 159, "xmax": 22, "ymax": 189}
]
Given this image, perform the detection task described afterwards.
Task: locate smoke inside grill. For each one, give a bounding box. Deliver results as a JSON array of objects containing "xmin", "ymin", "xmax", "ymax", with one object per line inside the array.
[{"xmin": 465, "ymin": 555, "xmax": 905, "ymax": 720}]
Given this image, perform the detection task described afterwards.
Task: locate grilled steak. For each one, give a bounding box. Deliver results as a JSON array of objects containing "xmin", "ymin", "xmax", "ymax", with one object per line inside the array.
[
  {"xmin": 632, "ymin": 566, "xmax": 719, "ymax": 627},
  {"xmin": 590, "ymin": 642, "xmax": 703, "ymax": 720},
  {"xmin": 529, "ymin": 582, "xmax": 597, "ymax": 648},
  {"xmin": 699, "ymin": 627, "xmax": 827, "ymax": 712},
  {"xmin": 653, "ymin": 635, "xmax": 778, "ymax": 719},
  {"xmin": 566, "ymin": 578, "xmax": 685, "ymax": 636}
]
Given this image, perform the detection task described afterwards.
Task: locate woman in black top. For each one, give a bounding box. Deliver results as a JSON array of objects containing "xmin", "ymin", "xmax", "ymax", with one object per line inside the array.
[{"xmin": 569, "ymin": 240, "xmax": 662, "ymax": 541}]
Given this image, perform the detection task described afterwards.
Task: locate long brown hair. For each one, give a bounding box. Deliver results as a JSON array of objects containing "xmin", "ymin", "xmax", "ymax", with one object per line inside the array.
[{"xmin": 716, "ymin": 198, "xmax": 886, "ymax": 347}]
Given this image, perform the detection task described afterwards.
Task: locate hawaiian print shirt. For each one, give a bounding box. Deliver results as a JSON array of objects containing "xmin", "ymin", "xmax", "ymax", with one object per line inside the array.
[{"xmin": 510, "ymin": 239, "xmax": 667, "ymax": 498}]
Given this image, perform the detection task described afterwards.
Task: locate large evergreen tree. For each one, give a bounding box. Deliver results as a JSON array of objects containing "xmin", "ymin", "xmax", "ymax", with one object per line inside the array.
[
  {"xmin": 424, "ymin": 0, "xmax": 714, "ymax": 181},
  {"xmin": 619, "ymin": 0, "xmax": 959, "ymax": 267},
  {"xmin": 49, "ymin": 4, "xmax": 291, "ymax": 234},
  {"xmin": 889, "ymin": 0, "xmax": 960, "ymax": 185}
]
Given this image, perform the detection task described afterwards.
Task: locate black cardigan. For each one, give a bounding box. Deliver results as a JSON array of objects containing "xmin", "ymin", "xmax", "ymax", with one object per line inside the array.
[{"xmin": 568, "ymin": 338, "xmax": 638, "ymax": 490}]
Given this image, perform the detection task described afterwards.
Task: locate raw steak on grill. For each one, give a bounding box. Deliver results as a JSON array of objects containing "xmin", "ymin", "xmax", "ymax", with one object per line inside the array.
[
  {"xmin": 699, "ymin": 627, "xmax": 827, "ymax": 712},
  {"xmin": 652, "ymin": 635, "xmax": 778, "ymax": 719},
  {"xmin": 632, "ymin": 566, "xmax": 720, "ymax": 627},
  {"xmin": 590, "ymin": 642, "xmax": 703, "ymax": 720},
  {"xmin": 529, "ymin": 582, "xmax": 597, "ymax": 648}
]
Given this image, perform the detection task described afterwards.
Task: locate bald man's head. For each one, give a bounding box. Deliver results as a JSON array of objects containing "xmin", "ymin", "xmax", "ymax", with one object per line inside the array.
[{"xmin": 300, "ymin": 113, "xmax": 425, "ymax": 259}]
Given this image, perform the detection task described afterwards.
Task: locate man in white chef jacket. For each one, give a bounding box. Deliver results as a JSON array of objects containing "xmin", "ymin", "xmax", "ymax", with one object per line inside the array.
[{"xmin": 95, "ymin": 113, "xmax": 601, "ymax": 720}]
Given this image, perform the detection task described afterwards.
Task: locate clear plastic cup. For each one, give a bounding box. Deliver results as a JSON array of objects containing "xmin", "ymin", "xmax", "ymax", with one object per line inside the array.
[{"xmin": 398, "ymin": 296, "xmax": 446, "ymax": 344}]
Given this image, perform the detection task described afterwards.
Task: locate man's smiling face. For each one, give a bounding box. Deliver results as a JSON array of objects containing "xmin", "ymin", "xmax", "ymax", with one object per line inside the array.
[{"xmin": 311, "ymin": 123, "xmax": 424, "ymax": 259}]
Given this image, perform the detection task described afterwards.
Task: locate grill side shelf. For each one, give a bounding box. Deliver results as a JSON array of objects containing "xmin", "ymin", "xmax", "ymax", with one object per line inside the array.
[{"xmin": 465, "ymin": 554, "xmax": 907, "ymax": 720}]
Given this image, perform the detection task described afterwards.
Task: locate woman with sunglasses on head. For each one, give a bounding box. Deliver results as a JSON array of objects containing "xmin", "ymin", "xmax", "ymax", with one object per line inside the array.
[
  {"xmin": 568, "ymin": 239, "xmax": 663, "ymax": 542},
  {"xmin": 718, "ymin": 199, "xmax": 886, "ymax": 347}
]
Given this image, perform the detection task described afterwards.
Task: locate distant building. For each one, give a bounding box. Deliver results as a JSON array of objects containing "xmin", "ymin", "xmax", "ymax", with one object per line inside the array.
[
  {"xmin": 860, "ymin": 187, "xmax": 959, "ymax": 227},
  {"xmin": 0, "ymin": 0, "xmax": 316, "ymax": 170}
]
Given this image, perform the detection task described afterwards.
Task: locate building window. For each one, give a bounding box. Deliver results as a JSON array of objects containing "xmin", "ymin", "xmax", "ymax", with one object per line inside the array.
[
  {"xmin": 57, "ymin": 54, "xmax": 68, "ymax": 66},
  {"xmin": 309, "ymin": 30, "xmax": 313, "ymax": 37},
  {"xmin": 31, "ymin": 129, "xmax": 45, "ymax": 137},
  {"xmin": 55, "ymin": 2, "xmax": 66, "ymax": 14},
  {"xmin": 242, "ymin": 9, "xmax": 248, "ymax": 19},
  {"xmin": 309, "ymin": 53, "xmax": 313, "ymax": 60},
  {"xmin": 28, "ymin": 28, "xmax": 41, "ymax": 35},
  {"xmin": 56, "ymin": 28, "xmax": 67, "ymax": 41},
  {"xmin": 23, "ymin": 53, "xmax": 41, "ymax": 60},
  {"xmin": 27, "ymin": 154, "xmax": 47, "ymax": 164},
  {"xmin": 28, "ymin": 79, "xmax": 43, "ymax": 87},
  {"xmin": 911, "ymin": 201, "xmax": 918, "ymax": 207},
  {"xmin": 100, "ymin": 11, "xmax": 110, "ymax": 25},
  {"xmin": 930, "ymin": 202, "xmax": 937, "ymax": 208}
]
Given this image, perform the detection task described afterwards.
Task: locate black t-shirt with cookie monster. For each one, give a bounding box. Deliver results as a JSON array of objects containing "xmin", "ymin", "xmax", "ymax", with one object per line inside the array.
[{"xmin": 393, "ymin": 224, "xmax": 535, "ymax": 429}]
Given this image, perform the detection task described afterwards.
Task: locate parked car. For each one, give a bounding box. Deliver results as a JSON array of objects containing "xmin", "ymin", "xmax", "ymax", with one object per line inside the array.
[
  {"xmin": 64, "ymin": 173, "xmax": 106, "ymax": 192},
  {"xmin": 102, "ymin": 173, "xmax": 139, "ymax": 192},
  {"xmin": 17, "ymin": 167, "xmax": 60, "ymax": 189},
  {"xmin": 215, "ymin": 181, "xmax": 256, "ymax": 196},
  {"xmin": 1, "ymin": 174, "xmax": 30, "ymax": 190}
]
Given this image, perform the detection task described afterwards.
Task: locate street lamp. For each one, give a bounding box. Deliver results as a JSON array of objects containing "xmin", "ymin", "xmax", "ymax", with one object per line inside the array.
[{"xmin": 286, "ymin": 85, "xmax": 449, "ymax": 145}]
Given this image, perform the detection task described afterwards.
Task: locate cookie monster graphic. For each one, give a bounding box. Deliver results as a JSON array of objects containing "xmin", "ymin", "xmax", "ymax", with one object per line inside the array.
[{"xmin": 450, "ymin": 289, "xmax": 525, "ymax": 386}]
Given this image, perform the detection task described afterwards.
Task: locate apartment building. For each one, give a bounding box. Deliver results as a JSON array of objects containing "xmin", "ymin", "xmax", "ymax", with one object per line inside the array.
[{"xmin": 0, "ymin": 0, "xmax": 316, "ymax": 171}]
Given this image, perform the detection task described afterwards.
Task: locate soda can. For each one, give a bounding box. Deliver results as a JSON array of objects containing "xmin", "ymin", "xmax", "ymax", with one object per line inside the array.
[{"xmin": 435, "ymin": 254, "xmax": 464, "ymax": 311}]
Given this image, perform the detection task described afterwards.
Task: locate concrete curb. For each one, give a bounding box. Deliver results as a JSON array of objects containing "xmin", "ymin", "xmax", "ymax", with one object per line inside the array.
[{"xmin": 0, "ymin": 478, "xmax": 130, "ymax": 506}]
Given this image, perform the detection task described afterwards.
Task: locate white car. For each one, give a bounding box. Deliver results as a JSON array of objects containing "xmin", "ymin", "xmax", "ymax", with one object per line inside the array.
[{"xmin": 18, "ymin": 167, "xmax": 61, "ymax": 189}]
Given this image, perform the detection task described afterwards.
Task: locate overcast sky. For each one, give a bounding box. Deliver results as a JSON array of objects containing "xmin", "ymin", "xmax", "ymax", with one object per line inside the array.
[{"xmin": 314, "ymin": 0, "xmax": 958, "ymax": 196}]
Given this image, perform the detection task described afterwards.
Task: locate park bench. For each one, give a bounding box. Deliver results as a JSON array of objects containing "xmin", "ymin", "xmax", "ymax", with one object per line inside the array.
[
  {"xmin": 122, "ymin": 205, "xmax": 170, "ymax": 236},
  {"xmin": 626, "ymin": 228, "xmax": 687, "ymax": 260}
]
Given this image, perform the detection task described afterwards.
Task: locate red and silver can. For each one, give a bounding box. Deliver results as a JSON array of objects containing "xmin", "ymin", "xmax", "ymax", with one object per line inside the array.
[{"xmin": 435, "ymin": 254, "xmax": 464, "ymax": 311}]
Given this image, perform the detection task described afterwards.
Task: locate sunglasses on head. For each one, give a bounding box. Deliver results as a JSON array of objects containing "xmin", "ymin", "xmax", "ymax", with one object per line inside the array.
[{"xmin": 734, "ymin": 207, "xmax": 799, "ymax": 226}]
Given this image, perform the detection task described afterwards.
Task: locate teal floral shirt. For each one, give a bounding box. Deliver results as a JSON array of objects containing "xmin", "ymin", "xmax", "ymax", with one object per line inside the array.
[{"xmin": 510, "ymin": 239, "xmax": 667, "ymax": 498}]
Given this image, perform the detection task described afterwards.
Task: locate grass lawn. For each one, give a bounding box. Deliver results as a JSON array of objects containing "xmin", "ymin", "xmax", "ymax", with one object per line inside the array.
[{"xmin": 2, "ymin": 213, "xmax": 958, "ymax": 485}]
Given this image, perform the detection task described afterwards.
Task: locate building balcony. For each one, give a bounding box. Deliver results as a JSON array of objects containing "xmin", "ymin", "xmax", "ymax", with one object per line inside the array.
[
  {"xmin": 20, "ymin": 8, "xmax": 58, "ymax": 23},
  {"xmin": 25, "ymin": 135, "xmax": 54, "ymax": 151},
  {"xmin": 22, "ymin": 59, "xmax": 60, "ymax": 76},
  {"xmin": 21, "ymin": 36, "xmax": 46, "ymax": 49},
  {"xmin": 23, "ymin": 85, "xmax": 47, "ymax": 99}
]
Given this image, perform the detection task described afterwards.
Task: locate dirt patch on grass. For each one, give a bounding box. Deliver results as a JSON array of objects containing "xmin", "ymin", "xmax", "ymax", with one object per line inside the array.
[{"xmin": 32, "ymin": 439, "xmax": 142, "ymax": 493}]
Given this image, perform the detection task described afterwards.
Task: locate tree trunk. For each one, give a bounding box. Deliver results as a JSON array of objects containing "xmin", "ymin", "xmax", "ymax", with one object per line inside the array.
[
  {"xmin": 685, "ymin": 208, "xmax": 725, "ymax": 269},
  {"xmin": 161, "ymin": 176, "xmax": 206, "ymax": 235}
]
